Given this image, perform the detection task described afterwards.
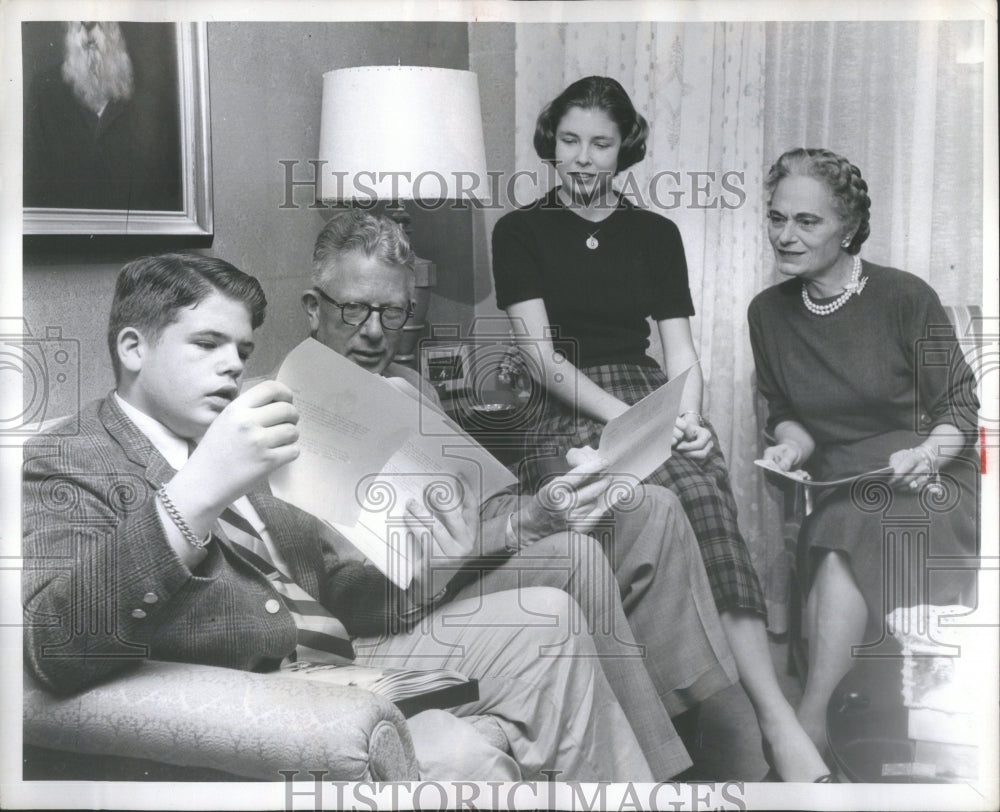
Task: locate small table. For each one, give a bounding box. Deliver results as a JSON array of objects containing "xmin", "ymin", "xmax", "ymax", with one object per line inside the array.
[
  {"xmin": 827, "ymin": 656, "xmax": 975, "ymax": 783},
  {"xmin": 439, "ymin": 390, "xmax": 531, "ymax": 469}
]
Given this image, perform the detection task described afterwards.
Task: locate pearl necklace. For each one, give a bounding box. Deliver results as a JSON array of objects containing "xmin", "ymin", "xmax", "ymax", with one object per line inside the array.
[{"xmin": 801, "ymin": 255, "xmax": 867, "ymax": 316}]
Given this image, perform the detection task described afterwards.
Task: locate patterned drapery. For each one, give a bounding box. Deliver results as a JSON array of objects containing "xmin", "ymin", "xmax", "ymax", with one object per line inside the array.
[{"xmin": 510, "ymin": 21, "xmax": 984, "ymax": 632}]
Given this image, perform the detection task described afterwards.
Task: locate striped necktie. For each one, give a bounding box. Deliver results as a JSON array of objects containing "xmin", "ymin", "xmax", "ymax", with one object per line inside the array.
[{"xmin": 215, "ymin": 503, "xmax": 355, "ymax": 664}]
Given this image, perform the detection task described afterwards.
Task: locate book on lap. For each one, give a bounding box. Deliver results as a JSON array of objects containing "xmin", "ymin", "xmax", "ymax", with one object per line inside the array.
[{"xmin": 276, "ymin": 661, "xmax": 479, "ymax": 718}]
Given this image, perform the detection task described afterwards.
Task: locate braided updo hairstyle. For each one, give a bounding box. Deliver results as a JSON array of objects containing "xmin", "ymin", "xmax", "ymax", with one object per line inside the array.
[{"xmin": 764, "ymin": 148, "xmax": 871, "ymax": 255}]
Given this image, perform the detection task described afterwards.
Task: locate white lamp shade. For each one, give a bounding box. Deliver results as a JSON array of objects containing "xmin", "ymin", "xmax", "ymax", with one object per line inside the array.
[{"xmin": 318, "ymin": 66, "xmax": 488, "ymax": 201}]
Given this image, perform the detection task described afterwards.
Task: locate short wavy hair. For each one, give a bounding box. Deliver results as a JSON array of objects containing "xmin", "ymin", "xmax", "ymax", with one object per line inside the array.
[
  {"xmin": 533, "ymin": 76, "xmax": 649, "ymax": 173},
  {"xmin": 107, "ymin": 253, "xmax": 266, "ymax": 382},
  {"xmin": 312, "ymin": 208, "xmax": 415, "ymax": 288},
  {"xmin": 764, "ymin": 148, "xmax": 872, "ymax": 255}
]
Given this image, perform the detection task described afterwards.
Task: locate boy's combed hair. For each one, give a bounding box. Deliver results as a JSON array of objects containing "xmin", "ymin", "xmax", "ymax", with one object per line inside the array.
[{"xmin": 107, "ymin": 253, "xmax": 267, "ymax": 380}]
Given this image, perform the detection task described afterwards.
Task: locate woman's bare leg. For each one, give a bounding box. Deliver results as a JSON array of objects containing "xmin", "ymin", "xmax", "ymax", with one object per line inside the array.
[
  {"xmin": 795, "ymin": 550, "xmax": 868, "ymax": 754},
  {"xmin": 720, "ymin": 610, "xmax": 830, "ymax": 781}
]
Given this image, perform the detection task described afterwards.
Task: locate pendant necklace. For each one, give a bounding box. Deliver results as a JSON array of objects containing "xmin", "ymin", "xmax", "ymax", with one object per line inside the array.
[{"xmin": 558, "ymin": 188, "xmax": 609, "ymax": 250}]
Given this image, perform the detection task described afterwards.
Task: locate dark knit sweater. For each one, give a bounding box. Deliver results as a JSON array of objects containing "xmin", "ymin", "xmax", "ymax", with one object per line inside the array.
[{"xmin": 492, "ymin": 189, "xmax": 694, "ymax": 367}]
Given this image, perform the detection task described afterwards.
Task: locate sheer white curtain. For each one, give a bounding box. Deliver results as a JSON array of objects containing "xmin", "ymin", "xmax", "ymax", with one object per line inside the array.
[
  {"xmin": 765, "ymin": 20, "xmax": 984, "ymax": 304},
  {"xmin": 511, "ymin": 20, "xmax": 984, "ymax": 632}
]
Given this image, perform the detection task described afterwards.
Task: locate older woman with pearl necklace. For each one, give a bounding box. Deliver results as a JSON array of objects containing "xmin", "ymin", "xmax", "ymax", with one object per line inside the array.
[{"xmin": 749, "ymin": 148, "xmax": 980, "ymax": 763}]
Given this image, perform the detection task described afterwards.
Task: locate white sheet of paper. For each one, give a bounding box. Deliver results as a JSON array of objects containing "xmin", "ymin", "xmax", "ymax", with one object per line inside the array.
[
  {"xmin": 270, "ymin": 338, "xmax": 413, "ymax": 526},
  {"xmin": 753, "ymin": 458, "xmax": 894, "ymax": 488},
  {"xmin": 270, "ymin": 338, "xmax": 516, "ymax": 588},
  {"xmin": 597, "ymin": 367, "xmax": 691, "ymax": 481}
]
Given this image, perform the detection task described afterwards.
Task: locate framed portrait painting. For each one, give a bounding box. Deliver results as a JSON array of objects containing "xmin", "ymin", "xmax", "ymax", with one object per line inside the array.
[{"xmin": 22, "ymin": 21, "xmax": 212, "ymax": 235}]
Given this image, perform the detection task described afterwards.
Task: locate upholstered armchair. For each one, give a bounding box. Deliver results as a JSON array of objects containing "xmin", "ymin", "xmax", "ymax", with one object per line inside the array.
[
  {"xmin": 23, "ymin": 661, "xmax": 419, "ymax": 781},
  {"xmin": 22, "ymin": 407, "xmax": 420, "ymax": 782}
]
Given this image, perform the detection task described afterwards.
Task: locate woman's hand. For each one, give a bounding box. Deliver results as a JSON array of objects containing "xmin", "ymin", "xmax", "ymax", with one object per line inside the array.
[
  {"xmin": 889, "ymin": 445, "xmax": 939, "ymax": 492},
  {"xmin": 672, "ymin": 414, "xmax": 713, "ymax": 461},
  {"xmin": 763, "ymin": 442, "xmax": 810, "ymax": 478}
]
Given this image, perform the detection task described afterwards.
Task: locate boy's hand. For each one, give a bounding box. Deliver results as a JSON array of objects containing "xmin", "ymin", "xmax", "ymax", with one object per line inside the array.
[{"xmin": 167, "ymin": 381, "xmax": 300, "ymax": 531}]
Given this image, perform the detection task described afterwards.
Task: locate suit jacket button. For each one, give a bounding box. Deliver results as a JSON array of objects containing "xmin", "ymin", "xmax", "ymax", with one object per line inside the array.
[
  {"xmin": 265, "ymin": 599, "xmax": 281, "ymax": 614},
  {"xmin": 131, "ymin": 608, "xmax": 147, "ymax": 619},
  {"xmin": 143, "ymin": 592, "xmax": 159, "ymax": 604}
]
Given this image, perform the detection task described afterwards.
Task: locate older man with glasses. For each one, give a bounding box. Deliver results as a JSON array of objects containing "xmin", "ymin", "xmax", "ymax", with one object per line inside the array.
[
  {"xmin": 299, "ymin": 212, "xmax": 427, "ymax": 398},
  {"xmin": 297, "ymin": 208, "xmax": 737, "ymax": 780}
]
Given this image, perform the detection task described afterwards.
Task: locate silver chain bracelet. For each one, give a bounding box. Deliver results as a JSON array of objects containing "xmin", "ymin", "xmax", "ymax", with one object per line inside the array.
[{"xmin": 156, "ymin": 486, "xmax": 212, "ymax": 548}]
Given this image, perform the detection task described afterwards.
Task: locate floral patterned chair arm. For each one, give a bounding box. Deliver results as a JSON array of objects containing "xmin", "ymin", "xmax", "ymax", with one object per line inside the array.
[{"xmin": 23, "ymin": 661, "xmax": 419, "ymax": 781}]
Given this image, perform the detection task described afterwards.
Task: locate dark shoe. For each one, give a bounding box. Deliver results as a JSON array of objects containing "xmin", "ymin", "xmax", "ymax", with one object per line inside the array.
[{"xmin": 814, "ymin": 773, "xmax": 838, "ymax": 783}]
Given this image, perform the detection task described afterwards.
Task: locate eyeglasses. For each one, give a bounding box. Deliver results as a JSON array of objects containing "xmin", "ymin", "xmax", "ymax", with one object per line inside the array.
[{"xmin": 313, "ymin": 288, "xmax": 413, "ymax": 331}]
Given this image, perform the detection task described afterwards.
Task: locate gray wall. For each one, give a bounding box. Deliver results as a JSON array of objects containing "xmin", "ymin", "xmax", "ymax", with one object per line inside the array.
[
  {"xmin": 469, "ymin": 23, "xmax": 516, "ymax": 327},
  {"xmin": 23, "ymin": 21, "xmax": 478, "ymax": 418}
]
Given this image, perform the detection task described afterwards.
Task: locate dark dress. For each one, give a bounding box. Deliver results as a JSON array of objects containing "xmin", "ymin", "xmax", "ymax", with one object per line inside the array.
[
  {"xmin": 748, "ymin": 262, "xmax": 980, "ymax": 635},
  {"xmin": 492, "ymin": 189, "xmax": 767, "ymax": 618}
]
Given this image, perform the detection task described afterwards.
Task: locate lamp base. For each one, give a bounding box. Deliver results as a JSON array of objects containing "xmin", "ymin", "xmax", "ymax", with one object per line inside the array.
[{"xmin": 394, "ymin": 256, "xmax": 436, "ymax": 366}]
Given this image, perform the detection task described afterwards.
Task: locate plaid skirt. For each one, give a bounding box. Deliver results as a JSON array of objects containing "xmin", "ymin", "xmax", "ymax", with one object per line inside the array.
[{"xmin": 517, "ymin": 360, "xmax": 767, "ymax": 619}]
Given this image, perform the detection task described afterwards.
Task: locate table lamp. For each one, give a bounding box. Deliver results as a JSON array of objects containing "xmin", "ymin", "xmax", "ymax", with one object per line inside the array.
[{"xmin": 317, "ymin": 66, "xmax": 489, "ymax": 363}]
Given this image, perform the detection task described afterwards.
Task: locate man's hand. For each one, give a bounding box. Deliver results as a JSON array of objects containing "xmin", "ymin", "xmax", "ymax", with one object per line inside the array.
[
  {"xmin": 671, "ymin": 415, "xmax": 713, "ymax": 460},
  {"xmin": 405, "ymin": 476, "xmax": 480, "ymax": 604},
  {"xmin": 167, "ymin": 381, "xmax": 300, "ymax": 531},
  {"xmin": 522, "ymin": 446, "xmax": 614, "ymax": 536}
]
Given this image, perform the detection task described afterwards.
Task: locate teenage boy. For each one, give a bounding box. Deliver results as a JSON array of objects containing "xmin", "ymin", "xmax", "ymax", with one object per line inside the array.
[
  {"xmin": 22, "ymin": 253, "xmax": 655, "ymax": 781},
  {"xmin": 299, "ymin": 210, "xmax": 739, "ymax": 777}
]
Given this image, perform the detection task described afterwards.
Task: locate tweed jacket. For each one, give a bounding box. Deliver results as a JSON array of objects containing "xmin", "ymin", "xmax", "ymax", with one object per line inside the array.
[{"xmin": 23, "ymin": 394, "xmax": 409, "ymax": 696}]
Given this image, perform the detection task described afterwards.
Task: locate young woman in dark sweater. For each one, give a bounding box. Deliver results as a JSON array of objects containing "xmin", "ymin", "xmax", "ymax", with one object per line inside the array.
[{"xmin": 492, "ymin": 76, "xmax": 831, "ymax": 782}]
